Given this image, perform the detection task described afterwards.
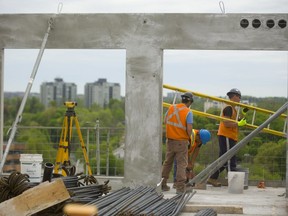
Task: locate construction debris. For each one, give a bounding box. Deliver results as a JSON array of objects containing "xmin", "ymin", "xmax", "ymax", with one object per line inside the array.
[{"xmin": 0, "ymin": 171, "xmax": 195, "ymax": 216}]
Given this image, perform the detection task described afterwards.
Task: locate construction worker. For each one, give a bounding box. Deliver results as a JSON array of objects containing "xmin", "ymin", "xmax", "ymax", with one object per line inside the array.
[
  {"xmin": 173, "ymin": 129, "xmax": 211, "ymax": 188},
  {"xmin": 161, "ymin": 92, "xmax": 193, "ymax": 194},
  {"xmin": 207, "ymin": 88, "xmax": 247, "ymax": 187}
]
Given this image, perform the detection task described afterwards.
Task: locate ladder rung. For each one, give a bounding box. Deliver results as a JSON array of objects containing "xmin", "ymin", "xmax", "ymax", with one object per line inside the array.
[{"xmin": 163, "ymin": 84, "xmax": 287, "ymax": 138}]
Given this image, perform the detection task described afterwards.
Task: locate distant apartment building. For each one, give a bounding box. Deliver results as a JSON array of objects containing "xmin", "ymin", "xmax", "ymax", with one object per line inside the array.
[
  {"xmin": 4, "ymin": 92, "xmax": 40, "ymax": 99},
  {"xmin": 204, "ymin": 100, "xmax": 224, "ymax": 112},
  {"xmin": 166, "ymin": 92, "xmax": 182, "ymax": 100},
  {"xmin": 204, "ymin": 100, "xmax": 255, "ymax": 112},
  {"xmin": 84, "ymin": 78, "xmax": 121, "ymax": 108},
  {"xmin": 40, "ymin": 78, "xmax": 77, "ymax": 107}
]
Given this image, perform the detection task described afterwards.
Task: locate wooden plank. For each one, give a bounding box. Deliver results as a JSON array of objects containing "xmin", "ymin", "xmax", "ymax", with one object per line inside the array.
[{"xmin": 0, "ymin": 178, "xmax": 70, "ymax": 216}]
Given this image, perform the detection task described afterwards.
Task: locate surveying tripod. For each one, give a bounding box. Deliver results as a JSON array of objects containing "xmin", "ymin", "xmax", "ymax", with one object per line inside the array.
[{"xmin": 54, "ymin": 101, "xmax": 92, "ymax": 177}]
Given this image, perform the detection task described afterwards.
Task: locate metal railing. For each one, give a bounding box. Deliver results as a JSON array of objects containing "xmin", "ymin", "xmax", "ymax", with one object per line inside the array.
[
  {"xmin": 2, "ymin": 126, "xmax": 286, "ymax": 183},
  {"xmin": 2, "ymin": 126, "xmax": 125, "ymax": 177}
]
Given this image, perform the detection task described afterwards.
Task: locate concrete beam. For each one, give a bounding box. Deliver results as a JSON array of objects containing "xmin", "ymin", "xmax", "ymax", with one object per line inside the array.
[{"xmin": 0, "ymin": 14, "xmax": 287, "ymax": 50}]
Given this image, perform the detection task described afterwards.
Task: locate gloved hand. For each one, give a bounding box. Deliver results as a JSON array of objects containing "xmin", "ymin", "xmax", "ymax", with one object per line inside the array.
[
  {"xmin": 242, "ymin": 107, "xmax": 249, "ymax": 116},
  {"xmin": 238, "ymin": 118, "xmax": 247, "ymax": 127}
]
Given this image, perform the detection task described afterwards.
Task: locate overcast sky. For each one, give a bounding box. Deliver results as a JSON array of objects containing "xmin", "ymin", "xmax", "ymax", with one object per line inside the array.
[{"xmin": 1, "ymin": 0, "xmax": 287, "ymax": 98}]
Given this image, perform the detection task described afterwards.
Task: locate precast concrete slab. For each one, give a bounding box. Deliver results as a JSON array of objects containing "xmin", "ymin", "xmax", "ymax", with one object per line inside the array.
[{"xmin": 0, "ymin": 13, "xmax": 287, "ymax": 187}]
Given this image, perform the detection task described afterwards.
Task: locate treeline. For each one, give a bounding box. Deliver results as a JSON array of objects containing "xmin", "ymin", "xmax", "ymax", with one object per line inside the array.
[
  {"xmin": 4, "ymin": 97, "xmax": 125, "ymax": 128},
  {"xmin": 4, "ymin": 95, "xmax": 286, "ymax": 127}
]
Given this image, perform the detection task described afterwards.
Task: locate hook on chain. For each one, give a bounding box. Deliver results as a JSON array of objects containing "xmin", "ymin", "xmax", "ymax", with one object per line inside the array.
[
  {"xmin": 57, "ymin": 2, "xmax": 63, "ymax": 14},
  {"xmin": 219, "ymin": 1, "xmax": 225, "ymax": 14}
]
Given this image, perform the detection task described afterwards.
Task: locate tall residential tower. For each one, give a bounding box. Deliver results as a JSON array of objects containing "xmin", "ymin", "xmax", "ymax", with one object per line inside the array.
[
  {"xmin": 84, "ymin": 78, "xmax": 121, "ymax": 108},
  {"xmin": 40, "ymin": 78, "xmax": 77, "ymax": 107}
]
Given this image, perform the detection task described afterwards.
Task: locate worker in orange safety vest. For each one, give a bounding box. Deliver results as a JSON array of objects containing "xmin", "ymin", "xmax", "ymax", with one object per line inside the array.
[
  {"xmin": 161, "ymin": 92, "xmax": 194, "ymax": 194},
  {"xmin": 207, "ymin": 88, "xmax": 247, "ymax": 187}
]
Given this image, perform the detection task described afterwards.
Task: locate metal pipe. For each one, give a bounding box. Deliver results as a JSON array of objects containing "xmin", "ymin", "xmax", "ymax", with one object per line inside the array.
[
  {"xmin": 0, "ymin": 18, "xmax": 54, "ymax": 174},
  {"xmin": 86, "ymin": 128, "xmax": 89, "ymax": 175},
  {"xmin": 187, "ymin": 101, "xmax": 288, "ymax": 186},
  {"xmin": 96, "ymin": 119, "xmax": 100, "ymax": 175},
  {"xmin": 42, "ymin": 162, "xmax": 54, "ymax": 182},
  {"xmin": 106, "ymin": 129, "xmax": 110, "ymax": 176}
]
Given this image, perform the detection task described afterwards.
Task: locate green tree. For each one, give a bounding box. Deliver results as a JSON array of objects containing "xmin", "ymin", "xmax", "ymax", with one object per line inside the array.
[
  {"xmin": 16, "ymin": 128, "xmax": 56, "ymax": 163},
  {"xmin": 253, "ymin": 139, "xmax": 286, "ymax": 179}
]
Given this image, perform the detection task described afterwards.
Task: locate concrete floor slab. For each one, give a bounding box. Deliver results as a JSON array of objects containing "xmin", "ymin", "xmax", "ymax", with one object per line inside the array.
[{"xmin": 163, "ymin": 183, "xmax": 288, "ymax": 216}]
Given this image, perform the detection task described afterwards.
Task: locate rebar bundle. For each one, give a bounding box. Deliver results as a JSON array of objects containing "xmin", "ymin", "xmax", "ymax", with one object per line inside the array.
[
  {"xmin": 0, "ymin": 171, "xmax": 32, "ymax": 203},
  {"xmin": 88, "ymin": 186, "xmax": 195, "ymax": 216},
  {"xmin": 68, "ymin": 180, "xmax": 111, "ymax": 203}
]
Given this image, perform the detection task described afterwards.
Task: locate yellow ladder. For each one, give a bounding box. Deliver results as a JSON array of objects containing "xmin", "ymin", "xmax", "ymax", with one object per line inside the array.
[{"xmin": 163, "ymin": 84, "xmax": 287, "ymax": 137}]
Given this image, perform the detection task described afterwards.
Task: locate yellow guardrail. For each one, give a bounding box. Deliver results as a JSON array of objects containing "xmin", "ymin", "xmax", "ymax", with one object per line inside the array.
[{"xmin": 163, "ymin": 84, "xmax": 287, "ymax": 138}]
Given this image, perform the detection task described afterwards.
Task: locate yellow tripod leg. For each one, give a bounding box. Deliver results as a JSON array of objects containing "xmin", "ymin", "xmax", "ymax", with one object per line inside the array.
[
  {"xmin": 54, "ymin": 140, "xmax": 63, "ymax": 174},
  {"xmin": 54, "ymin": 116, "xmax": 70, "ymax": 175},
  {"xmin": 74, "ymin": 116, "xmax": 93, "ymax": 175}
]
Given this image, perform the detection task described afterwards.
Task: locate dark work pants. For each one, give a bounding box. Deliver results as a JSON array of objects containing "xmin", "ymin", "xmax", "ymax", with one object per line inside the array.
[{"xmin": 210, "ymin": 135, "xmax": 237, "ymax": 180}]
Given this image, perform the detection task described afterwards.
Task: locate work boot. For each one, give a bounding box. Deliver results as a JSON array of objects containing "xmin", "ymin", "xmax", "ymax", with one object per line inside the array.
[
  {"xmin": 185, "ymin": 184, "xmax": 193, "ymax": 192},
  {"xmin": 173, "ymin": 182, "xmax": 176, "ymax": 189},
  {"xmin": 161, "ymin": 179, "xmax": 170, "ymax": 191},
  {"xmin": 207, "ymin": 178, "xmax": 221, "ymax": 187},
  {"xmin": 176, "ymin": 183, "xmax": 185, "ymax": 194},
  {"xmin": 176, "ymin": 189, "xmax": 184, "ymax": 195}
]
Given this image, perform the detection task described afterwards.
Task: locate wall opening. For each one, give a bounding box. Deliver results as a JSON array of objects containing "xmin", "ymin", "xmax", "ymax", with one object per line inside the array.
[
  {"xmin": 163, "ymin": 50, "xmax": 287, "ymax": 98},
  {"xmin": 3, "ymin": 49, "xmax": 126, "ymax": 177}
]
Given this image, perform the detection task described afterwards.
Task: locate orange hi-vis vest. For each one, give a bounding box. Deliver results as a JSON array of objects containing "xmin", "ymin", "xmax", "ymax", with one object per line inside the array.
[
  {"xmin": 218, "ymin": 105, "xmax": 239, "ymax": 141},
  {"xmin": 166, "ymin": 103, "xmax": 190, "ymax": 140}
]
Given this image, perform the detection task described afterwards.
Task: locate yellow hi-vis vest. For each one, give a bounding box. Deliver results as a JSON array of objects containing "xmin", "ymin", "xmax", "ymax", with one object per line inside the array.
[
  {"xmin": 188, "ymin": 129, "xmax": 198, "ymax": 155},
  {"xmin": 166, "ymin": 103, "xmax": 190, "ymax": 140},
  {"xmin": 187, "ymin": 129, "xmax": 201, "ymax": 170},
  {"xmin": 217, "ymin": 105, "xmax": 238, "ymax": 141}
]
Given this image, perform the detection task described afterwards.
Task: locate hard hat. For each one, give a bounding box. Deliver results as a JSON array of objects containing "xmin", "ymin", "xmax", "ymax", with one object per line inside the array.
[
  {"xmin": 181, "ymin": 92, "xmax": 193, "ymax": 101},
  {"xmin": 199, "ymin": 129, "xmax": 211, "ymax": 145},
  {"xmin": 227, "ymin": 88, "xmax": 241, "ymax": 97}
]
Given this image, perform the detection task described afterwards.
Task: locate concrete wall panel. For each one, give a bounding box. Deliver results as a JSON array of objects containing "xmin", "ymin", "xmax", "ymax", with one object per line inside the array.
[{"xmin": 0, "ymin": 13, "xmax": 287, "ymax": 187}]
